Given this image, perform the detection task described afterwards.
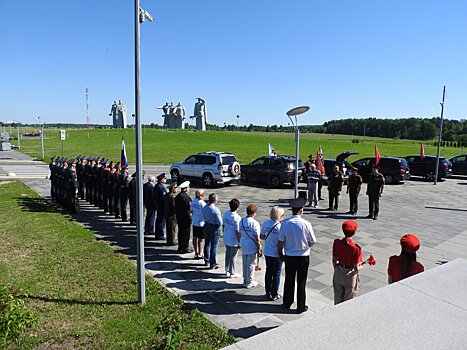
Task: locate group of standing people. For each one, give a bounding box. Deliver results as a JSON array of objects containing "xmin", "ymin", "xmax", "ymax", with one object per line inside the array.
[
  {"xmin": 49, "ymin": 155, "xmax": 132, "ymax": 220},
  {"xmin": 303, "ymin": 154, "xmax": 385, "ymax": 219}
]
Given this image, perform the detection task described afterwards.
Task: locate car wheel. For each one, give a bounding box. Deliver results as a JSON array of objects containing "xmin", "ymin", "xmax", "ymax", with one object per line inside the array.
[
  {"xmin": 424, "ymin": 172, "xmax": 435, "ymax": 181},
  {"xmin": 240, "ymin": 172, "xmax": 248, "ymax": 183},
  {"xmin": 229, "ymin": 161, "xmax": 241, "ymax": 176},
  {"xmin": 202, "ymin": 173, "xmax": 214, "ymax": 188},
  {"xmin": 270, "ymin": 175, "xmax": 282, "ymax": 188},
  {"xmin": 384, "ymin": 174, "xmax": 394, "ymax": 184},
  {"xmin": 170, "ymin": 169, "xmax": 180, "ymax": 183}
]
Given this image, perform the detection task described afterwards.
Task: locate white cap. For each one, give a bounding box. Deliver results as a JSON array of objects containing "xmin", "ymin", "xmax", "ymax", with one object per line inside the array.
[{"xmin": 179, "ymin": 180, "xmax": 190, "ymax": 189}]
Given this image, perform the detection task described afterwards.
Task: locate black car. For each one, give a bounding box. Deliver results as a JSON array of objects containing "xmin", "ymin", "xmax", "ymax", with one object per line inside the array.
[
  {"xmin": 241, "ymin": 155, "xmax": 305, "ymax": 188},
  {"xmin": 351, "ymin": 156, "xmax": 410, "ymax": 184},
  {"xmin": 449, "ymin": 154, "xmax": 467, "ymax": 175},
  {"xmin": 403, "ymin": 155, "xmax": 452, "ymax": 181}
]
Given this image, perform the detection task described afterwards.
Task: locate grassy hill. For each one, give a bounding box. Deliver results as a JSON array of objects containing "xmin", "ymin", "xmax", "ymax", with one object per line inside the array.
[{"xmin": 17, "ymin": 127, "xmax": 462, "ymax": 164}]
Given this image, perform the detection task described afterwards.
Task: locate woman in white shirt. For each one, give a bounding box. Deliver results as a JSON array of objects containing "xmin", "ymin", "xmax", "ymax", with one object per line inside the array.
[
  {"xmin": 240, "ymin": 204, "xmax": 261, "ymax": 288},
  {"xmin": 222, "ymin": 198, "xmax": 242, "ymax": 278},
  {"xmin": 260, "ymin": 206, "xmax": 285, "ymax": 300},
  {"xmin": 190, "ymin": 189, "xmax": 206, "ymax": 259}
]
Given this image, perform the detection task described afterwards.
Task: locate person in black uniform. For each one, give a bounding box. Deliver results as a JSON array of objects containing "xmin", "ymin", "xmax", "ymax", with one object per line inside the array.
[
  {"xmin": 85, "ymin": 157, "xmax": 94, "ymax": 203},
  {"xmin": 327, "ymin": 165, "xmax": 344, "ymax": 211},
  {"xmin": 76, "ymin": 155, "xmax": 86, "ymax": 200},
  {"xmin": 366, "ymin": 164, "xmax": 385, "ymax": 220},
  {"xmin": 49, "ymin": 156, "xmax": 58, "ymax": 200},
  {"xmin": 112, "ymin": 162, "xmax": 121, "ymax": 219},
  {"xmin": 118, "ymin": 164, "xmax": 130, "ymax": 222},
  {"xmin": 346, "ymin": 166, "xmax": 363, "ymax": 215},
  {"xmin": 175, "ymin": 181, "xmax": 192, "ymax": 253},
  {"xmin": 143, "ymin": 176, "xmax": 156, "ymax": 234},
  {"xmin": 164, "ymin": 182, "xmax": 178, "ymax": 246},
  {"xmin": 66, "ymin": 159, "xmax": 79, "ymax": 213},
  {"xmin": 92, "ymin": 157, "xmax": 101, "ymax": 206},
  {"xmin": 153, "ymin": 173, "xmax": 168, "ymax": 239},
  {"xmin": 128, "ymin": 173, "xmax": 137, "ymax": 225}
]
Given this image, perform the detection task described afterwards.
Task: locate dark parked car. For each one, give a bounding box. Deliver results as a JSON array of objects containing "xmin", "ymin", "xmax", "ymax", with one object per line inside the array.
[
  {"xmin": 449, "ymin": 154, "xmax": 467, "ymax": 175},
  {"xmin": 241, "ymin": 155, "xmax": 305, "ymax": 188},
  {"xmin": 404, "ymin": 155, "xmax": 452, "ymax": 181},
  {"xmin": 351, "ymin": 156, "xmax": 410, "ymax": 184}
]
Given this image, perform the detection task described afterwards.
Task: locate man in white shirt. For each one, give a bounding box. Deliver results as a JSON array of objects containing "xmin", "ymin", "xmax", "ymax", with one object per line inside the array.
[{"xmin": 278, "ymin": 197, "xmax": 317, "ymax": 313}]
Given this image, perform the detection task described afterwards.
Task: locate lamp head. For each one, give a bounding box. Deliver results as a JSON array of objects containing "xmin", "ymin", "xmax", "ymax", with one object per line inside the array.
[{"xmin": 286, "ymin": 106, "xmax": 310, "ymax": 117}]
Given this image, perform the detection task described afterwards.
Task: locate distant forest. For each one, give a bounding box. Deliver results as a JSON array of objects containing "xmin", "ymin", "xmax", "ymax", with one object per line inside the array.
[{"xmin": 2, "ymin": 117, "xmax": 466, "ymax": 144}]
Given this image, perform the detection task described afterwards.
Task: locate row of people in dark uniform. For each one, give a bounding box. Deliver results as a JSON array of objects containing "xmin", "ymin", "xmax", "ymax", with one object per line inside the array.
[{"xmin": 49, "ymin": 155, "xmax": 134, "ymax": 221}]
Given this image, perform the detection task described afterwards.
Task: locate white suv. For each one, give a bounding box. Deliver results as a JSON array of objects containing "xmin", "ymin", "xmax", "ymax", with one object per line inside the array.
[{"xmin": 170, "ymin": 152, "xmax": 241, "ymax": 187}]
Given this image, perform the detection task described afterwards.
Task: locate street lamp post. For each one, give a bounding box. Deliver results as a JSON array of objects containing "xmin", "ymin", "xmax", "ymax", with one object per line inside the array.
[
  {"xmin": 38, "ymin": 117, "xmax": 45, "ymax": 160},
  {"xmin": 134, "ymin": 0, "xmax": 154, "ymax": 305},
  {"xmin": 286, "ymin": 106, "xmax": 310, "ymax": 198}
]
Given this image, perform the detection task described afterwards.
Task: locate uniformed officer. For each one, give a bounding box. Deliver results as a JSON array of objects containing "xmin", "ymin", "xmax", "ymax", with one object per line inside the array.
[
  {"xmin": 388, "ymin": 234, "xmax": 424, "ymax": 284},
  {"xmin": 346, "ymin": 166, "xmax": 363, "ymax": 215},
  {"xmin": 366, "ymin": 164, "xmax": 385, "ymax": 220},
  {"xmin": 112, "ymin": 162, "xmax": 121, "ymax": 219},
  {"xmin": 332, "ymin": 220, "xmax": 363, "ymax": 304},
  {"xmin": 164, "ymin": 182, "xmax": 178, "ymax": 246},
  {"xmin": 153, "ymin": 173, "xmax": 168, "ymax": 239},
  {"xmin": 175, "ymin": 180, "xmax": 192, "ymax": 253},
  {"xmin": 49, "ymin": 156, "xmax": 58, "ymax": 200},
  {"xmin": 92, "ymin": 157, "xmax": 102, "ymax": 206},
  {"xmin": 327, "ymin": 165, "xmax": 344, "ymax": 211},
  {"xmin": 278, "ymin": 197, "xmax": 317, "ymax": 313},
  {"xmin": 76, "ymin": 155, "xmax": 86, "ymax": 200},
  {"xmin": 118, "ymin": 164, "xmax": 130, "ymax": 222},
  {"xmin": 85, "ymin": 157, "xmax": 95, "ymax": 203},
  {"xmin": 66, "ymin": 159, "xmax": 79, "ymax": 213},
  {"xmin": 128, "ymin": 172, "xmax": 137, "ymax": 225}
]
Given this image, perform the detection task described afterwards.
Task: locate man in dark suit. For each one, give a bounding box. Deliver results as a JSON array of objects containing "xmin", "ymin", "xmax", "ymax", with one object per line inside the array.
[
  {"xmin": 143, "ymin": 175, "xmax": 156, "ymax": 234},
  {"xmin": 153, "ymin": 173, "xmax": 168, "ymax": 239}
]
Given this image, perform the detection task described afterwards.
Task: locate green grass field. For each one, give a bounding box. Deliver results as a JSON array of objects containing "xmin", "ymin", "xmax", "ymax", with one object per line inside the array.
[
  {"xmin": 15, "ymin": 127, "xmax": 463, "ymax": 165},
  {"xmin": 0, "ymin": 181, "xmax": 235, "ymax": 349}
]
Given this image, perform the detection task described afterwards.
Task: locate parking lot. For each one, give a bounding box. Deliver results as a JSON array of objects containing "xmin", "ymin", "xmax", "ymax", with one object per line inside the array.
[{"xmin": 3, "ymin": 153, "xmax": 467, "ymax": 339}]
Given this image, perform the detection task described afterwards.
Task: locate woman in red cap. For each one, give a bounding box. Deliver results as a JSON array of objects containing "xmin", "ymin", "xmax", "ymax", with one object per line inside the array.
[
  {"xmin": 332, "ymin": 220, "xmax": 363, "ymax": 304},
  {"xmin": 388, "ymin": 234, "xmax": 424, "ymax": 283}
]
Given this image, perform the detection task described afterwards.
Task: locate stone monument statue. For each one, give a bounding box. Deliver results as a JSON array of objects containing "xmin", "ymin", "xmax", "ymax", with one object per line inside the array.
[
  {"xmin": 157, "ymin": 102, "xmax": 170, "ymax": 127},
  {"xmin": 192, "ymin": 97, "xmax": 207, "ymax": 131},
  {"xmin": 167, "ymin": 102, "xmax": 176, "ymax": 129},
  {"xmin": 173, "ymin": 102, "xmax": 186, "ymax": 129},
  {"xmin": 109, "ymin": 101, "xmax": 118, "ymax": 128},
  {"xmin": 117, "ymin": 100, "xmax": 127, "ymax": 128}
]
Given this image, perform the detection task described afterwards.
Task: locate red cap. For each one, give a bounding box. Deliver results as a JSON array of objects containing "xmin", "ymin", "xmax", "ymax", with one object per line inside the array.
[
  {"xmin": 400, "ymin": 234, "xmax": 420, "ymax": 253},
  {"xmin": 342, "ymin": 220, "xmax": 358, "ymax": 236}
]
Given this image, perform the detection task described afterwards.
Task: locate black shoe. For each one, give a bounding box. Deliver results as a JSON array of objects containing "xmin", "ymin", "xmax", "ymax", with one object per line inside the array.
[
  {"xmin": 319, "ymin": 198, "xmax": 324, "ymax": 201},
  {"xmin": 366, "ymin": 215, "xmax": 373, "ymax": 219},
  {"xmin": 326, "ymin": 207, "xmax": 333, "ymax": 210},
  {"xmin": 297, "ymin": 305, "xmax": 308, "ymax": 314},
  {"xmin": 272, "ymin": 295, "xmax": 281, "ymax": 301},
  {"xmin": 373, "ymin": 216, "xmax": 378, "ymax": 220},
  {"xmin": 210, "ymin": 264, "xmax": 220, "ymax": 269},
  {"xmin": 283, "ymin": 303, "xmax": 292, "ymax": 309},
  {"xmin": 346, "ymin": 211, "xmax": 352, "ymax": 214}
]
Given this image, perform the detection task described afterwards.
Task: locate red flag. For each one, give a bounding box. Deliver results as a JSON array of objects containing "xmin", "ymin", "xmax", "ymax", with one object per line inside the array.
[
  {"xmin": 375, "ymin": 145, "xmax": 381, "ymax": 165},
  {"xmin": 316, "ymin": 151, "xmax": 325, "ymax": 174},
  {"xmin": 420, "ymin": 143, "xmax": 425, "ymax": 159}
]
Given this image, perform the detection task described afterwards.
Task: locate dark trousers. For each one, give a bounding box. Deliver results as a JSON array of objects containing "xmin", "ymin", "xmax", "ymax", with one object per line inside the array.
[
  {"xmin": 283, "ymin": 255, "xmax": 309, "ymax": 311},
  {"xmin": 120, "ymin": 196, "xmax": 128, "ymax": 221},
  {"xmin": 129, "ymin": 203, "xmax": 136, "ymax": 224},
  {"xmin": 114, "ymin": 193, "xmax": 120, "ymax": 217},
  {"xmin": 155, "ymin": 209, "xmax": 166, "ymax": 237},
  {"xmin": 145, "ymin": 208, "xmax": 156, "ymax": 233},
  {"xmin": 166, "ymin": 217, "xmax": 177, "ymax": 245},
  {"xmin": 368, "ymin": 194, "xmax": 380, "ymax": 218},
  {"xmin": 318, "ymin": 180, "xmax": 323, "ymax": 199},
  {"xmin": 265, "ymin": 256, "xmax": 283, "ymax": 298},
  {"xmin": 349, "ymin": 192, "xmax": 359, "ymax": 214},
  {"xmin": 178, "ymin": 223, "xmax": 191, "ymax": 252},
  {"xmin": 328, "ymin": 189, "xmax": 340, "ymax": 209}
]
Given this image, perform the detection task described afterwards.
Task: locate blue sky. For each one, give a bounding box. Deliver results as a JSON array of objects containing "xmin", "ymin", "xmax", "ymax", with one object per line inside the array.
[{"xmin": 1, "ymin": 1, "xmax": 466, "ymax": 126}]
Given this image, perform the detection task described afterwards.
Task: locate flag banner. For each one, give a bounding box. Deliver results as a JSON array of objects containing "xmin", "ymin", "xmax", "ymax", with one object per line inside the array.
[
  {"xmin": 420, "ymin": 143, "xmax": 425, "ymax": 159},
  {"xmin": 316, "ymin": 150, "xmax": 325, "ymax": 175},
  {"xmin": 375, "ymin": 145, "xmax": 381, "ymax": 165},
  {"xmin": 121, "ymin": 138, "xmax": 128, "ymax": 167},
  {"xmin": 268, "ymin": 143, "xmax": 277, "ymax": 156}
]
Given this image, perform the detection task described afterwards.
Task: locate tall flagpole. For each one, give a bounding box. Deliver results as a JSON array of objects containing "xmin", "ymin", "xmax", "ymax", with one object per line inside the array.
[{"xmin": 434, "ymin": 86, "xmax": 446, "ymax": 185}]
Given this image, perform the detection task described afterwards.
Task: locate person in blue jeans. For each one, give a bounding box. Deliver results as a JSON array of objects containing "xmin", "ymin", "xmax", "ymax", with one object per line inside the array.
[
  {"xmin": 202, "ymin": 193, "xmax": 223, "ymax": 269},
  {"xmin": 261, "ymin": 206, "xmax": 285, "ymax": 301}
]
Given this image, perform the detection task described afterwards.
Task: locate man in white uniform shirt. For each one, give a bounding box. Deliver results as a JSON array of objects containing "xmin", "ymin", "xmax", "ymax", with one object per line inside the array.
[{"xmin": 278, "ymin": 197, "xmax": 317, "ymax": 313}]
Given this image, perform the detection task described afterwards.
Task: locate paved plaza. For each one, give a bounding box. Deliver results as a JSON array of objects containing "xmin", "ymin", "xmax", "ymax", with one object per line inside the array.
[{"xmin": 1, "ymin": 150, "xmax": 467, "ymax": 339}]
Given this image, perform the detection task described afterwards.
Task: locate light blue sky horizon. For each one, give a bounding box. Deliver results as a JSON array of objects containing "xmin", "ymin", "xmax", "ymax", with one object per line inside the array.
[{"xmin": 1, "ymin": 1, "xmax": 466, "ymax": 126}]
